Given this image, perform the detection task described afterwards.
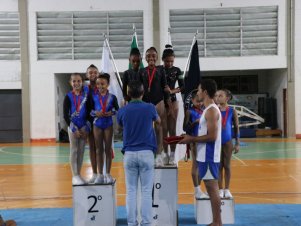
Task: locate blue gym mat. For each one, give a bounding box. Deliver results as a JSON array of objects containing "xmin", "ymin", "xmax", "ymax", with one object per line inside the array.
[{"xmin": 0, "ymin": 204, "xmax": 300, "ymax": 226}]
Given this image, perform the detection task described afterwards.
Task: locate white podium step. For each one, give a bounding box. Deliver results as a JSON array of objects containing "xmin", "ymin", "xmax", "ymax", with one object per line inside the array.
[
  {"xmin": 152, "ymin": 166, "xmax": 178, "ymax": 226},
  {"xmin": 73, "ymin": 181, "xmax": 117, "ymax": 226},
  {"xmin": 194, "ymin": 197, "xmax": 235, "ymax": 224}
]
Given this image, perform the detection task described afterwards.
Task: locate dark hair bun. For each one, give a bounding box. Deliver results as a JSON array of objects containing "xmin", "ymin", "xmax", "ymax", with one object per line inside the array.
[
  {"xmin": 130, "ymin": 47, "xmax": 141, "ymax": 56},
  {"xmin": 162, "ymin": 44, "xmax": 175, "ymax": 59}
]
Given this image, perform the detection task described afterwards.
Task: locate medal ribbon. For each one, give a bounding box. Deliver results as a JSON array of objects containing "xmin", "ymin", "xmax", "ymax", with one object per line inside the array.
[
  {"xmin": 194, "ymin": 107, "xmax": 203, "ymax": 116},
  {"xmin": 72, "ymin": 91, "xmax": 82, "ymax": 113},
  {"xmin": 147, "ymin": 67, "xmax": 157, "ymax": 91},
  {"xmin": 222, "ymin": 107, "xmax": 230, "ymax": 128},
  {"xmin": 99, "ymin": 92, "xmax": 109, "ymax": 113}
]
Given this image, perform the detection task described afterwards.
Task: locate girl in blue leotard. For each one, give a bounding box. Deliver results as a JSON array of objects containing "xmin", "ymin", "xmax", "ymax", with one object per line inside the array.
[
  {"xmin": 216, "ymin": 89, "xmax": 240, "ymax": 198},
  {"xmin": 90, "ymin": 73, "xmax": 119, "ymax": 184},
  {"xmin": 63, "ymin": 73, "xmax": 91, "ymax": 185}
]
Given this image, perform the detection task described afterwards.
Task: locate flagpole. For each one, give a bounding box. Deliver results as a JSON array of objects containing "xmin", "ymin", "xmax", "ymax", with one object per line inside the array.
[
  {"xmin": 168, "ymin": 27, "xmax": 172, "ymax": 45},
  {"xmin": 183, "ymin": 30, "xmax": 198, "ymax": 78},
  {"xmin": 103, "ymin": 34, "xmax": 123, "ymax": 89}
]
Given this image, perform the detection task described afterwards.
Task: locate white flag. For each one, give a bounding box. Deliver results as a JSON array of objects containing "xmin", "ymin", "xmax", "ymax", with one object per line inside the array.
[
  {"xmin": 175, "ymin": 93, "xmax": 186, "ymax": 163},
  {"xmin": 100, "ymin": 40, "xmax": 123, "ymax": 107}
]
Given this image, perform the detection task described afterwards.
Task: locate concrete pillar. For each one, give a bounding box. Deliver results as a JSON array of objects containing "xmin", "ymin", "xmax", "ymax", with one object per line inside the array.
[
  {"xmin": 18, "ymin": 0, "xmax": 31, "ymax": 142},
  {"xmin": 153, "ymin": 0, "xmax": 161, "ymax": 55}
]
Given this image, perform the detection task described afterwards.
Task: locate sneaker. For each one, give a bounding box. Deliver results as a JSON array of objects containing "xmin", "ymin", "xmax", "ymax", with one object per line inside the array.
[
  {"xmin": 201, "ymin": 192, "xmax": 209, "ymax": 199},
  {"xmin": 103, "ymin": 174, "xmax": 107, "ymax": 184},
  {"xmin": 155, "ymin": 155, "xmax": 164, "ymax": 167},
  {"xmin": 168, "ymin": 155, "xmax": 176, "ymax": 165},
  {"xmin": 224, "ymin": 189, "xmax": 233, "ymax": 198},
  {"xmin": 195, "ymin": 191, "xmax": 209, "ymax": 199},
  {"xmin": 94, "ymin": 174, "xmax": 105, "ymax": 184},
  {"xmin": 162, "ymin": 153, "xmax": 169, "ymax": 165},
  {"xmin": 219, "ymin": 189, "xmax": 224, "ymax": 198},
  {"xmin": 72, "ymin": 175, "xmax": 85, "ymax": 185},
  {"xmin": 105, "ymin": 174, "xmax": 114, "ymax": 184},
  {"xmin": 88, "ymin": 173, "xmax": 97, "ymax": 184}
]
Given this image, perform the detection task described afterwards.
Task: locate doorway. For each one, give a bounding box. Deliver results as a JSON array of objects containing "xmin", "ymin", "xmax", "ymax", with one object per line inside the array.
[{"xmin": 0, "ymin": 90, "xmax": 22, "ymax": 142}]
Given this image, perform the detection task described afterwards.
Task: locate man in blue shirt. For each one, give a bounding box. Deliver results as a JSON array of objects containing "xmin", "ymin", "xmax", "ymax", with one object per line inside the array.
[{"xmin": 117, "ymin": 80, "xmax": 161, "ymax": 226}]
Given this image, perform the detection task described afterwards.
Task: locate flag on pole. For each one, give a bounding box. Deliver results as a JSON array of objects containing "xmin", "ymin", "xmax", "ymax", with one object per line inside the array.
[
  {"xmin": 175, "ymin": 39, "xmax": 201, "ymax": 163},
  {"xmin": 129, "ymin": 26, "xmax": 144, "ymax": 69},
  {"xmin": 131, "ymin": 31, "xmax": 139, "ymax": 48},
  {"xmin": 183, "ymin": 40, "xmax": 201, "ymax": 109},
  {"xmin": 101, "ymin": 40, "xmax": 123, "ymax": 107}
]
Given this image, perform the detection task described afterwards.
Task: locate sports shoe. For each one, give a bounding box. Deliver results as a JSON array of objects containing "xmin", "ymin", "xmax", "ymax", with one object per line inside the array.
[
  {"xmin": 162, "ymin": 153, "xmax": 169, "ymax": 165},
  {"xmin": 169, "ymin": 155, "xmax": 176, "ymax": 165},
  {"xmin": 219, "ymin": 189, "xmax": 224, "ymax": 198},
  {"xmin": 103, "ymin": 174, "xmax": 107, "ymax": 184},
  {"xmin": 88, "ymin": 173, "xmax": 97, "ymax": 184},
  {"xmin": 224, "ymin": 189, "xmax": 233, "ymax": 198},
  {"xmin": 72, "ymin": 175, "xmax": 85, "ymax": 185},
  {"xmin": 105, "ymin": 174, "xmax": 114, "ymax": 184},
  {"xmin": 195, "ymin": 191, "xmax": 209, "ymax": 199},
  {"xmin": 155, "ymin": 155, "xmax": 164, "ymax": 167},
  {"xmin": 94, "ymin": 174, "xmax": 105, "ymax": 184}
]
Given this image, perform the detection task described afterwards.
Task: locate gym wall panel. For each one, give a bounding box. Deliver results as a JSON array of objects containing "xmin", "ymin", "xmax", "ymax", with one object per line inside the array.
[{"xmin": 159, "ymin": 0, "xmax": 287, "ymax": 71}]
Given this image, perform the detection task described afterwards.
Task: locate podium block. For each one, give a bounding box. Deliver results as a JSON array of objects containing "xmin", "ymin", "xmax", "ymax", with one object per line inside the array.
[
  {"xmin": 73, "ymin": 181, "xmax": 117, "ymax": 226},
  {"xmin": 194, "ymin": 197, "xmax": 235, "ymax": 224},
  {"xmin": 152, "ymin": 166, "xmax": 178, "ymax": 226}
]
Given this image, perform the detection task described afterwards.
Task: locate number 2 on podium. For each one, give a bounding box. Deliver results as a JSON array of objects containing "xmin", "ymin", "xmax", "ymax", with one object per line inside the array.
[{"xmin": 88, "ymin": 195, "xmax": 102, "ymax": 213}]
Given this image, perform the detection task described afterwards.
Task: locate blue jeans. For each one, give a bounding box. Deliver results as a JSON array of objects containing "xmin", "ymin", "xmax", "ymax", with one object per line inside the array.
[{"xmin": 124, "ymin": 150, "xmax": 154, "ymax": 226}]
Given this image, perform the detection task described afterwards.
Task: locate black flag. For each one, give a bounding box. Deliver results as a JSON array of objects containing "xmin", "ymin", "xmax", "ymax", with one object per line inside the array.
[{"xmin": 184, "ymin": 40, "xmax": 201, "ymax": 109}]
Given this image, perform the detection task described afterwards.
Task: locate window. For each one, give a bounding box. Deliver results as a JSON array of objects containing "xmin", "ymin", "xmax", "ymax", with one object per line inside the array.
[
  {"xmin": 0, "ymin": 12, "xmax": 20, "ymax": 60},
  {"xmin": 170, "ymin": 6, "xmax": 278, "ymax": 57},
  {"xmin": 37, "ymin": 11, "xmax": 144, "ymax": 60}
]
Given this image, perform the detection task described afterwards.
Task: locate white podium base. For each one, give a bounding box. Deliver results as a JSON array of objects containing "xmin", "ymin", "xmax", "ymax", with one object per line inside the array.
[
  {"xmin": 194, "ymin": 197, "xmax": 235, "ymax": 224},
  {"xmin": 152, "ymin": 166, "xmax": 178, "ymax": 226},
  {"xmin": 73, "ymin": 181, "xmax": 117, "ymax": 226}
]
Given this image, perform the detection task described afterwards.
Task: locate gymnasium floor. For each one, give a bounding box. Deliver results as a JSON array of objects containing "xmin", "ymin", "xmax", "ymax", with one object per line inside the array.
[{"xmin": 0, "ymin": 138, "xmax": 301, "ymax": 225}]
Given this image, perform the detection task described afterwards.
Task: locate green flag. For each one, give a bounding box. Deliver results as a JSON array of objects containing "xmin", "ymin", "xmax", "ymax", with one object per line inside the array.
[
  {"xmin": 129, "ymin": 32, "xmax": 144, "ymax": 69},
  {"xmin": 131, "ymin": 34, "xmax": 138, "ymax": 49}
]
